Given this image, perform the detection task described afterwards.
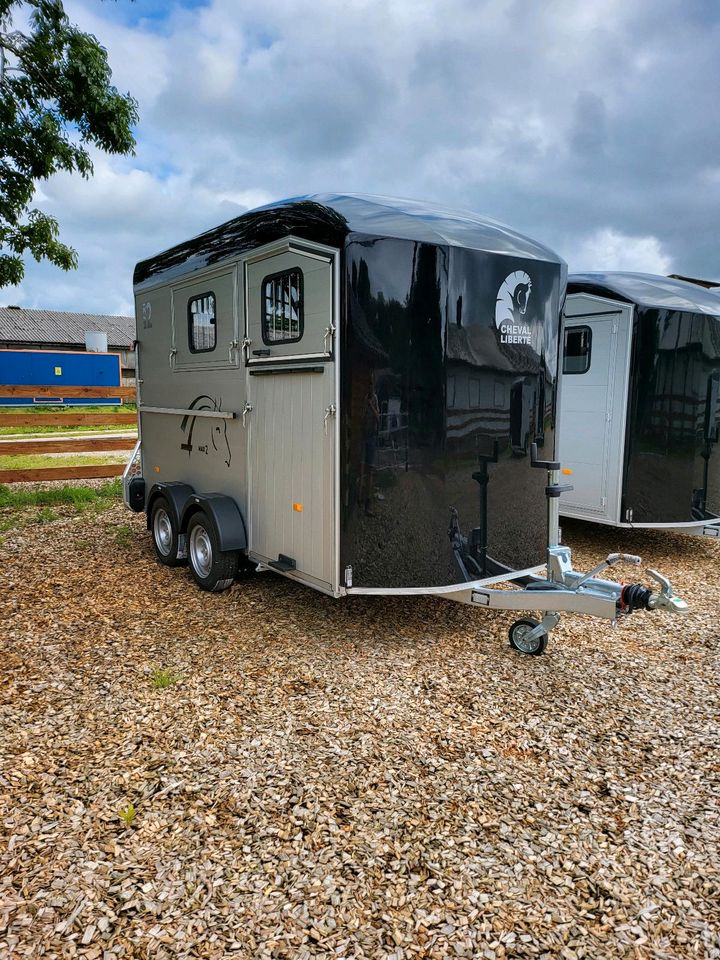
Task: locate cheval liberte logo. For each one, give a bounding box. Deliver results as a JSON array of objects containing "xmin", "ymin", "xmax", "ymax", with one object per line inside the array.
[{"xmin": 495, "ymin": 271, "xmax": 533, "ymax": 345}]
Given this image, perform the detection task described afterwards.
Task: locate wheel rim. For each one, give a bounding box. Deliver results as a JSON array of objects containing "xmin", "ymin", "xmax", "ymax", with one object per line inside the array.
[
  {"xmin": 512, "ymin": 623, "xmax": 541, "ymax": 654},
  {"xmin": 153, "ymin": 508, "xmax": 173, "ymax": 556},
  {"xmin": 190, "ymin": 523, "xmax": 213, "ymax": 578}
]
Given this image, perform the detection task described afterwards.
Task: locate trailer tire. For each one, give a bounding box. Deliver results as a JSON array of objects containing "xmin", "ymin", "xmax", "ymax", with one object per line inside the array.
[
  {"xmin": 150, "ymin": 496, "xmax": 186, "ymax": 567},
  {"xmin": 187, "ymin": 511, "xmax": 239, "ymax": 592},
  {"xmin": 508, "ymin": 618, "xmax": 547, "ymax": 656}
]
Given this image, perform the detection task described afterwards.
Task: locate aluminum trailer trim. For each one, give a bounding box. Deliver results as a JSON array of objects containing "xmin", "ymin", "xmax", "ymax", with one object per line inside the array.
[
  {"xmin": 346, "ymin": 563, "xmax": 546, "ymax": 595},
  {"xmin": 139, "ymin": 405, "xmax": 237, "ymax": 419}
]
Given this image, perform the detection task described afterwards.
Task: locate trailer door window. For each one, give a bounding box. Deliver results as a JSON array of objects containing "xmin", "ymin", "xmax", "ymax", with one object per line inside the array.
[
  {"xmin": 563, "ymin": 325, "xmax": 592, "ymax": 374},
  {"xmin": 262, "ymin": 269, "xmax": 303, "ymax": 344},
  {"xmin": 188, "ymin": 293, "xmax": 216, "ymax": 353}
]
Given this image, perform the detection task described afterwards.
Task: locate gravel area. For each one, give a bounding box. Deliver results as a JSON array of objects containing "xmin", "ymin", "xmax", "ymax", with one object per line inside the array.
[{"xmin": 0, "ymin": 502, "xmax": 718, "ymax": 959}]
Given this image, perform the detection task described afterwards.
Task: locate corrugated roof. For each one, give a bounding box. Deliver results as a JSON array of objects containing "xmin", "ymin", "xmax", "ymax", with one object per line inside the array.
[{"xmin": 0, "ymin": 307, "xmax": 134, "ymax": 348}]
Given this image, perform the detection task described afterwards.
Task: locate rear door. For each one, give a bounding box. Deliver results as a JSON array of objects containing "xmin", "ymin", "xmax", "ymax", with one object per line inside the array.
[
  {"xmin": 558, "ymin": 294, "xmax": 633, "ymax": 523},
  {"xmin": 244, "ymin": 238, "xmax": 339, "ymax": 593}
]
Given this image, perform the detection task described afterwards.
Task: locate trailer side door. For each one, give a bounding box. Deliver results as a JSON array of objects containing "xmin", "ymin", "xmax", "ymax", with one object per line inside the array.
[
  {"xmin": 558, "ymin": 294, "xmax": 633, "ymax": 523},
  {"xmin": 244, "ymin": 239, "xmax": 339, "ymax": 594}
]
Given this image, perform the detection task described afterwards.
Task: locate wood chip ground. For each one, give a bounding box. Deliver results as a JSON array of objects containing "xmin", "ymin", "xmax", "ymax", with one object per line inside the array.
[{"xmin": 0, "ymin": 499, "xmax": 718, "ymax": 958}]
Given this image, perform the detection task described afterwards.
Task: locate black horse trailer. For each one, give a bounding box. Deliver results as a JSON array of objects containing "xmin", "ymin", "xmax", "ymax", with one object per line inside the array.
[
  {"xmin": 124, "ymin": 197, "xmax": 687, "ymax": 654},
  {"xmin": 560, "ymin": 272, "xmax": 720, "ymax": 536}
]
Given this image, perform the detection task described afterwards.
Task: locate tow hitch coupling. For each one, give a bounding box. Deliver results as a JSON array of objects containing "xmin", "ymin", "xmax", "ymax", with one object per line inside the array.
[{"xmin": 619, "ymin": 567, "xmax": 689, "ymax": 616}]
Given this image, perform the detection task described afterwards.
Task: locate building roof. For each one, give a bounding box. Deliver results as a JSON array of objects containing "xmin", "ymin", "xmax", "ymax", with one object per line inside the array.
[
  {"xmin": 568, "ymin": 272, "xmax": 720, "ymax": 318},
  {"xmin": 135, "ymin": 193, "xmax": 564, "ymax": 290},
  {"xmin": 0, "ymin": 306, "xmax": 134, "ymax": 348}
]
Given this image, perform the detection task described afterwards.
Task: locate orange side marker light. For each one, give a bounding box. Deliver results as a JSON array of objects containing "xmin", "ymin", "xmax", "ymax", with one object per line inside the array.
[
  {"xmin": 561, "ymin": 468, "xmax": 573, "ymax": 476},
  {"xmin": 293, "ymin": 503, "xmax": 303, "ymax": 512}
]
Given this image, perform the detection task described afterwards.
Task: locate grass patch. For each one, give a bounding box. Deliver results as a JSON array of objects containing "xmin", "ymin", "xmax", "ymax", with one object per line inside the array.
[
  {"xmin": 0, "ymin": 453, "xmax": 127, "ymax": 470},
  {"xmin": 118, "ymin": 802, "xmax": 137, "ymax": 828},
  {"xmin": 35, "ymin": 507, "xmax": 58, "ymax": 523},
  {"xmin": 0, "ymin": 478, "xmax": 122, "ymax": 510},
  {"xmin": 151, "ymin": 667, "xmax": 181, "ymax": 690},
  {"xmin": 114, "ymin": 524, "xmax": 133, "ymax": 546}
]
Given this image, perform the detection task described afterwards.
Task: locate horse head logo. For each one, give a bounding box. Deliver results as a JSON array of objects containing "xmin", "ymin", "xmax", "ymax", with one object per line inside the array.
[
  {"xmin": 180, "ymin": 396, "xmax": 231, "ymax": 467},
  {"xmin": 495, "ymin": 271, "xmax": 533, "ymax": 328}
]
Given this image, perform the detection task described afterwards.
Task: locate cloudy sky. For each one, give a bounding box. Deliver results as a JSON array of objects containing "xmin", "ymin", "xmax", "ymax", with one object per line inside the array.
[{"xmin": 5, "ymin": 0, "xmax": 720, "ymax": 316}]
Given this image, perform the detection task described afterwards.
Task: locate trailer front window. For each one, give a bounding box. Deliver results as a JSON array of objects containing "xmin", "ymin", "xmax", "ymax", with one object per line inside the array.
[
  {"xmin": 262, "ymin": 269, "xmax": 303, "ymax": 344},
  {"xmin": 188, "ymin": 293, "xmax": 216, "ymax": 353},
  {"xmin": 563, "ymin": 325, "xmax": 592, "ymax": 374}
]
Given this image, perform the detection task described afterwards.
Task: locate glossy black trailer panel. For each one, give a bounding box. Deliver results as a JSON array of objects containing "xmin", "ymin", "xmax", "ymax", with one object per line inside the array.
[
  {"xmin": 624, "ymin": 306, "xmax": 720, "ymax": 523},
  {"xmin": 568, "ymin": 274, "xmax": 720, "ymax": 525},
  {"xmin": 342, "ymin": 237, "xmax": 563, "ymax": 587}
]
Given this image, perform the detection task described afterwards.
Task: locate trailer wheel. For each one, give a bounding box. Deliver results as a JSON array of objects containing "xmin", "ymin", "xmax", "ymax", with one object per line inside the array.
[
  {"xmin": 508, "ymin": 618, "xmax": 547, "ymax": 656},
  {"xmin": 187, "ymin": 511, "xmax": 239, "ymax": 592},
  {"xmin": 150, "ymin": 496, "xmax": 185, "ymax": 567}
]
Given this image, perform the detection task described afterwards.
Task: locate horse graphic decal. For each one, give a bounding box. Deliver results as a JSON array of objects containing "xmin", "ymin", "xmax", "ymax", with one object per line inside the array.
[
  {"xmin": 495, "ymin": 271, "xmax": 533, "ymax": 345},
  {"xmin": 180, "ymin": 396, "xmax": 231, "ymax": 467}
]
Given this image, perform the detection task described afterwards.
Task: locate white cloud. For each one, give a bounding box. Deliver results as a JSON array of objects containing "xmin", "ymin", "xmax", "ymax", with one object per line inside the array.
[
  {"xmin": 570, "ymin": 227, "xmax": 673, "ymax": 275},
  {"xmin": 5, "ymin": 0, "xmax": 720, "ymax": 313}
]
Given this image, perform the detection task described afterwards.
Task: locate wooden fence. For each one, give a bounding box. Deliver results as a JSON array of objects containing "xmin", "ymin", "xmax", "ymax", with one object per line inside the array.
[{"xmin": 0, "ymin": 384, "xmax": 137, "ymax": 483}]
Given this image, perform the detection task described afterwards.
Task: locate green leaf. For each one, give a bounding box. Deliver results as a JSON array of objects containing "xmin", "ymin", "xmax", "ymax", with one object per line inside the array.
[{"xmin": 0, "ymin": 0, "xmax": 138, "ymax": 286}]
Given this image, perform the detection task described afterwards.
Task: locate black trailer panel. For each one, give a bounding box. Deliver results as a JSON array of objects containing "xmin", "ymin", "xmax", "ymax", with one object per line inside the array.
[{"xmin": 563, "ymin": 272, "xmax": 720, "ymax": 529}]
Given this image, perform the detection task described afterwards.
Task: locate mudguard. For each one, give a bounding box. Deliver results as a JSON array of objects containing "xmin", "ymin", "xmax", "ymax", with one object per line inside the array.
[
  {"xmin": 180, "ymin": 493, "xmax": 247, "ymax": 552},
  {"xmin": 145, "ymin": 481, "xmax": 194, "ymax": 531}
]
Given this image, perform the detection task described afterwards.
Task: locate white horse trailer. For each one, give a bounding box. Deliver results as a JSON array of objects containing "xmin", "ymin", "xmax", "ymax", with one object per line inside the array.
[
  {"xmin": 559, "ymin": 273, "xmax": 720, "ymax": 537},
  {"xmin": 123, "ymin": 198, "xmax": 688, "ymax": 655}
]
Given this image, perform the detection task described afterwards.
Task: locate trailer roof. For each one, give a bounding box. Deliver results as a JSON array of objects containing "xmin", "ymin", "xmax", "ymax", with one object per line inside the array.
[
  {"xmin": 134, "ymin": 194, "xmax": 563, "ymax": 289},
  {"xmin": 262, "ymin": 194, "xmax": 563, "ymax": 260},
  {"xmin": 568, "ymin": 272, "xmax": 720, "ymax": 318}
]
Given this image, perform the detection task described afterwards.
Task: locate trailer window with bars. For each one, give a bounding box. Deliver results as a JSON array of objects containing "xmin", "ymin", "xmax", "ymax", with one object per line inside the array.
[
  {"xmin": 188, "ymin": 293, "xmax": 216, "ymax": 353},
  {"xmin": 563, "ymin": 325, "xmax": 592, "ymax": 374},
  {"xmin": 262, "ymin": 269, "xmax": 303, "ymax": 344}
]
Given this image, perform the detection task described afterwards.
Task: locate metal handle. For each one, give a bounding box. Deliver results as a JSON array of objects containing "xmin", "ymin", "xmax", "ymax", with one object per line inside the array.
[
  {"xmin": 323, "ymin": 323, "xmax": 336, "ymax": 354},
  {"xmin": 572, "ymin": 552, "xmax": 642, "ymax": 591},
  {"xmin": 242, "ymin": 401, "xmax": 253, "ymax": 427},
  {"xmin": 324, "ymin": 403, "xmax": 336, "ymax": 435}
]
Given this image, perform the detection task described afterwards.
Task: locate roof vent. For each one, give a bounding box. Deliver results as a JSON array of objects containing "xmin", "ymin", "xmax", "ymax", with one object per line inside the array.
[{"xmin": 6, "ymin": 305, "xmax": 21, "ymax": 310}]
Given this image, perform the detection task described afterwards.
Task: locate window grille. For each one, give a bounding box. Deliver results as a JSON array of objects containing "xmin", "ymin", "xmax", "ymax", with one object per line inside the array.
[
  {"xmin": 189, "ymin": 293, "xmax": 216, "ymax": 353},
  {"xmin": 262, "ymin": 269, "xmax": 303, "ymax": 344}
]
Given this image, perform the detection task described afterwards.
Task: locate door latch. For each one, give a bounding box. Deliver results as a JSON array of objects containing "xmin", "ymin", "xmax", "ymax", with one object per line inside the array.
[
  {"xmin": 323, "ymin": 323, "xmax": 336, "ymax": 354},
  {"xmin": 242, "ymin": 401, "xmax": 253, "ymax": 427},
  {"xmin": 241, "ymin": 337, "xmax": 252, "ymax": 361},
  {"xmin": 324, "ymin": 403, "xmax": 336, "ymax": 435}
]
